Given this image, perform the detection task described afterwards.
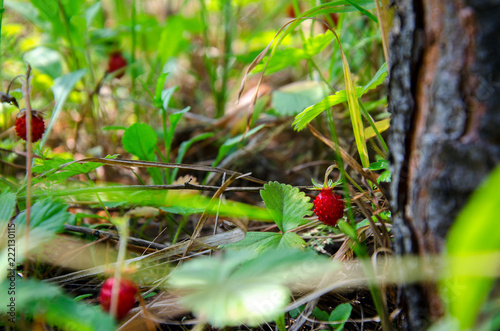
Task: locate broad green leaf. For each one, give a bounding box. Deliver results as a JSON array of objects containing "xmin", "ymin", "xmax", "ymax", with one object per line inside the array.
[
  {"xmin": 260, "ymin": 182, "xmax": 313, "ymax": 232},
  {"xmin": 84, "ymin": 1, "xmax": 101, "ymax": 27},
  {"xmin": 0, "ymin": 279, "xmax": 116, "ymax": 331},
  {"xmin": 0, "ymin": 190, "xmax": 16, "ymax": 236},
  {"xmin": 122, "ymin": 123, "xmax": 158, "ymax": 160},
  {"xmin": 157, "ymin": 15, "xmax": 190, "ymax": 64},
  {"xmin": 168, "ymin": 249, "xmax": 336, "ymax": 327},
  {"xmin": 368, "ymin": 159, "xmax": 389, "ymax": 171},
  {"xmin": 329, "ymin": 303, "xmax": 352, "ymax": 331},
  {"xmin": 223, "ymin": 232, "xmax": 306, "ymax": 253},
  {"xmin": 0, "ymin": 190, "xmax": 16, "ymax": 223},
  {"xmin": 377, "ymin": 170, "xmax": 391, "ymax": 183},
  {"xmin": 312, "ymin": 307, "xmax": 330, "ymax": 322},
  {"xmin": 14, "ymin": 199, "xmax": 74, "ymax": 233},
  {"xmin": 0, "ymin": 200, "xmax": 74, "ymax": 279},
  {"xmin": 24, "ymin": 46, "xmax": 62, "ymax": 78},
  {"xmin": 444, "ymin": 165, "xmax": 500, "ymax": 330},
  {"xmin": 272, "ymin": 81, "xmax": 329, "ymax": 116}
]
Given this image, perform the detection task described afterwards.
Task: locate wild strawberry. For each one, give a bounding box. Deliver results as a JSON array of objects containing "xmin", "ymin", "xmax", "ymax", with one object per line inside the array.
[
  {"xmin": 14, "ymin": 109, "xmax": 45, "ymax": 142},
  {"xmin": 313, "ymin": 188, "xmax": 344, "ymax": 226},
  {"xmin": 107, "ymin": 51, "xmax": 127, "ymax": 78},
  {"xmin": 99, "ymin": 277, "xmax": 137, "ymax": 320}
]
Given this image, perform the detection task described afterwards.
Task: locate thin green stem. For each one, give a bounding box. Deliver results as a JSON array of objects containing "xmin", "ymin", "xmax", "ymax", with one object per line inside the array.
[{"xmin": 215, "ymin": 0, "xmax": 233, "ymax": 118}]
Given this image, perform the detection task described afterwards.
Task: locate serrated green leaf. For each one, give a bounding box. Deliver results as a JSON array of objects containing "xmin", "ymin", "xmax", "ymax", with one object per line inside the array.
[
  {"xmin": 122, "ymin": 123, "xmax": 158, "ymax": 160},
  {"xmin": 329, "ymin": 303, "xmax": 352, "ymax": 331},
  {"xmin": 168, "ymin": 249, "xmax": 337, "ymax": 327},
  {"xmin": 0, "ymin": 279, "xmax": 116, "ymax": 331},
  {"xmin": 224, "ymin": 231, "xmax": 305, "ymax": 253},
  {"xmin": 368, "ymin": 159, "xmax": 389, "ymax": 171},
  {"xmin": 0, "ymin": 190, "xmax": 16, "ymax": 224},
  {"xmin": 260, "ymin": 182, "xmax": 313, "ymax": 232},
  {"xmin": 377, "ymin": 170, "xmax": 391, "ymax": 183},
  {"xmin": 32, "ymin": 158, "xmax": 104, "ymax": 182}
]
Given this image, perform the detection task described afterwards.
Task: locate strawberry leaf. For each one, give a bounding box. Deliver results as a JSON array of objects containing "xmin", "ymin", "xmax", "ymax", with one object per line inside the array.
[
  {"xmin": 168, "ymin": 249, "xmax": 336, "ymax": 327},
  {"xmin": 122, "ymin": 122, "xmax": 157, "ymax": 160},
  {"xmin": 223, "ymin": 231, "xmax": 306, "ymax": 253},
  {"xmin": 260, "ymin": 181, "xmax": 313, "ymax": 232}
]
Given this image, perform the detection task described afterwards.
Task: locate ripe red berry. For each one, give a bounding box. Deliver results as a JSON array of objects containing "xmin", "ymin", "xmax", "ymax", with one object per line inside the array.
[
  {"xmin": 14, "ymin": 109, "xmax": 45, "ymax": 142},
  {"xmin": 99, "ymin": 277, "xmax": 137, "ymax": 320},
  {"xmin": 313, "ymin": 189, "xmax": 344, "ymax": 226},
  {"xmin": 107, "ymin": 51, "xmax": 127, "ymax": 78}
]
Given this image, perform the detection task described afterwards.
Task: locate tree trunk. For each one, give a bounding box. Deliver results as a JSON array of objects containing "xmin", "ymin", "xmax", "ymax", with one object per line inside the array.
[{"xmin": 388, "ymin": 0, "xmax": 500, "ymax": 329}]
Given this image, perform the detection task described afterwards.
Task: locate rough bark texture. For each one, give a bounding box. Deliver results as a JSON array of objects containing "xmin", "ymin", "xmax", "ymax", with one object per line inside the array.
[{"xmin": 388, "ymin": 0, "xmax": 500, "ymax": 329}]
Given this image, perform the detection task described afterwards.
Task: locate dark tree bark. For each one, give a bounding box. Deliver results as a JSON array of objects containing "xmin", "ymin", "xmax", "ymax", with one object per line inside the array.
[{"xmin": 388, "ymin": 0, "xmax": 500, "ymax": 329}]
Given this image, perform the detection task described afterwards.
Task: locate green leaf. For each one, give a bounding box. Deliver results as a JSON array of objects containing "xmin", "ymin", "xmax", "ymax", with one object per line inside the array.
[
  {"xmin": 32, "ymin": 158, "xmax": 104, "ymax": 182},
  {"xmin": 0, "ymin": 279, "xmax": 116, "ymax": 331},
  {"xmin": 252, "ymin": 48, "xmax": 306, "ymax": 75},
  {"xmin": 260, "ymin": 182, "xmax": 313, "ymax": 232},
  {"xmin": 122, "ymin": 123, "xmax": 158, "ymax": 160},
  {"xmin": 0, "ymin": 190, "xmax": 16, "ymax": 223},
  {"xmin": 368, "ymin": 159, "xmax": 389, "ymax": 171},
  {"xmin": 272, "ymin": 81, "xmax": 329, "ymax": 117},
  {"xmin": 443, "ymin": 165, "xmax": 500, "ymax": 330},
  {"xmin": 171, "ymin": 132, "xmax": 214, "ymax": 181},
  {"xmin": 344, "ymin": 0, "xmax": 378, "ymax": 23},
  {"xmin": 303, "ymin": 30, "xmax": 335, "ymax": 57},
  {"xmin": 42, "ymin": 69, "xmax": 86, "ymax": 147},
  {"xmin": 153, "ymin": 74, "xmax": 169, "ymax": 108},
  {"xmin": 329, "ymin": 303, "xmax": 352, "ymax": 331},
  {"xmin": 377, "ymin": 170, "xmax": 391, "ymax": 183},
  {"xmin": 223, "ymin": 231, "xmax": 306, "ymax": 253},
  {"xmin": 0, "ymin": 200, "xmax": 74, "ymax": 279},
  {"xmin": 359, "ymin": 62, "xmax": 388, "ymax": 95},
  {"xmin": 165, "ymin": 106, "xmax": 190, "ymax": 151},
  {"xmin": 24, "ymin": 46, "xmax": 62, "ymax": 78},
  {"xmin": 292, "ymin": 62, "xmax": 387, "ymax": 132},
  {"xmin": 312, "ymin": 307, "xmax": 330, "ymax": 322},
  {"xmin": 14, "ymin": 199, "xmax": 74, "ymax": 233},
  {"xmin": 168, "ymin": 249, "xmax": 336, "ymax": 327}
]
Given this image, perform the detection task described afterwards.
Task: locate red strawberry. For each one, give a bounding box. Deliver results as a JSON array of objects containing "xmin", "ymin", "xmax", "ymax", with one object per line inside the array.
[
  {"xmin": 14, "ymin": 109, "xmax": 45, "ymax": 142},
  {"xmin": 313, "ymin": 188, "xmax": 344, "ymax": 226},
  {"xmin": 99, "ymin": 277, "xmax": 137, "ymax": 320},
  {"xmin": 107, "ymin": 51, "xmax": 127, "ymax": 78}
]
